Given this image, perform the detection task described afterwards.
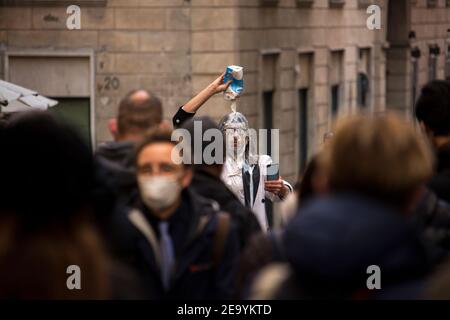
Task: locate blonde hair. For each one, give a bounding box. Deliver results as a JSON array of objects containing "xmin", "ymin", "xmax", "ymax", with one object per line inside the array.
[{"xmin": 325, "ymin": 114, "xmax": 434, "ymax": 208}]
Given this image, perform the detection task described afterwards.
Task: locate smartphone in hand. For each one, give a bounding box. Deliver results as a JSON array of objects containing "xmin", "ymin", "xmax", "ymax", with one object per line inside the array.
[{"xmin": 266, "ymin": 163, "xmax": 280, "ymax": 181}]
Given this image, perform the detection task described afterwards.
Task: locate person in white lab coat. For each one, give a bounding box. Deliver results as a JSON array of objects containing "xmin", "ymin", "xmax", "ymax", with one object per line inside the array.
[{"xmin": 219, "ymin": 112, "xmax": 293, "ymax": 232}]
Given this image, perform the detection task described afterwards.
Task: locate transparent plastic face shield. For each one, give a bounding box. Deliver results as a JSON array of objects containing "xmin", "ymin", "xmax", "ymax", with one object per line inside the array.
[{"xmin": 219, "ymin": 112, "xmax": 258, "ymax": 165}]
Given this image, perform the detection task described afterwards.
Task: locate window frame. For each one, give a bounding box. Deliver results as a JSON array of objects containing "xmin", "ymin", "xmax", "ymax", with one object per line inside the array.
[{"xmin": 4, "ymin": 49, "xmax": 96, "ymax": 149}]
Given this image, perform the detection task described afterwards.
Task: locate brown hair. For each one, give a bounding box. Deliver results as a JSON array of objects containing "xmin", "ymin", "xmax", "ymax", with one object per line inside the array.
[
  {"xmin": 117, "ymin": 90, "xmax": 163, "ymax": 136},
  {"xmin": 135, "ymin": 127, "xmax": 176, "ymax": 161},
  {"xmin": 134, "ymin": 126, "xmax": 192, "ymax": 170},
  {"xmin": 326, "ymin": 114, "xmax": 434, "ymax": 209}
]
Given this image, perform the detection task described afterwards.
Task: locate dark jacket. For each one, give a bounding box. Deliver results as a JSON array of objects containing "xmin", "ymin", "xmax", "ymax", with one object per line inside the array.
[
  {"xmin": 414, "ymin": 188, "xmax": 450, "ymax": 263},
  {"xmin": 94, "ymin": 140, "xmax": 136, "ymax": 196},
  {"xmin": 173, "ymin": 106, "xmax": 194, "ymax": 128},
  {"xmin": 96, "ymin": 140, "xmax": 135, "ymax": 168},
  {"xmin": 191, "ymin": 169, "xmax": 261, "ymax": 248},
  {"xmin": 92, "ymin": 141, "xmax": 138, "ymax": 231},
  {"xmin": 110, "ymin": 188, "xmax": 240, "ymax": 300},
  {"xmin": 429, "ymin": 142, "xmax": 450, "ymax": 203},
  {"xmin": 282, "ymin": 194, "xmax": 431, "ymax": 299}
]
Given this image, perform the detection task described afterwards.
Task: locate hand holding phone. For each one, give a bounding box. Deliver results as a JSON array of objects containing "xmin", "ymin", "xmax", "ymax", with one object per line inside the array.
[{"xmin": 266, "ymin": 163, "xmax": 280, "ymax": 181}]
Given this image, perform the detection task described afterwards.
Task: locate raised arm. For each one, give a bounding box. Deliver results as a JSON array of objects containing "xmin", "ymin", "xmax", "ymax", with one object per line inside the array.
[{"xmin": 173, "ymin": 73, "xmax": 231, "ymax": 128}]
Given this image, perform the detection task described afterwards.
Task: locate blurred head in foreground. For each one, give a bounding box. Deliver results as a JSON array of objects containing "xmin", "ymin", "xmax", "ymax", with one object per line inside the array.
[
  {"xmin": 415, "ymin": 80, "xmax": 450, "ymax": 149},
  {"xmin": 0, "ymin": 111, "xmax": 109, "ymax": 299},
  {"xmin": 280, "ymin": 115, "xmax": 434, "ymax": 299},
  {"xmin": 325, "ymin": 114, "xmax": 434, "ymax": 213}
]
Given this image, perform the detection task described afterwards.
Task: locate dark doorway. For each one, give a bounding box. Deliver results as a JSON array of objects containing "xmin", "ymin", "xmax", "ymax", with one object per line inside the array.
[{"xmin": 49, "ymin": 98, "xmax": 91, "ymax": 149}]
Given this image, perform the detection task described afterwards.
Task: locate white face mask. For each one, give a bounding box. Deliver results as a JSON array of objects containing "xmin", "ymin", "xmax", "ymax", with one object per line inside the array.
[{"xmin": 138, "ymin": 175, "xmax": 182, "ymax": 212}]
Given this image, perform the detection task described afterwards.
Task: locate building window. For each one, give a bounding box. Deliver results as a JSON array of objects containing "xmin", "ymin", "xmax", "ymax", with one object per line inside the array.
[
  {"xmin": 446, "ymin": 30, "xmax": 450, "ymax": 80},
  {"xmin": 296, "ymin": 53, "xmax": 313, "ymax": 172},
  {"xmin": 330, "ymin": 50, "xmax": 344, "ymax": 118},
  {"xmin": 262, "ymin": 53, "xmax": 278, "ymax": 158},
  {"xmin": 298, "ymin": 88, "xmax": 308, "ymax": 171},
  {"xmin": 429, "ymin": 44, "xmax": 440, "ymax": 81},
  {"xmin": 263, "ymin": 90, "xmax": 274, "ymax": 157},
  {"xmin": 6, "ymin": 54, "xmax": 94, "ymax": 146},
  {"xmin": 358, "ymin": 48, "xmax": 371, "ymax": 109},
  {"xmin": 296, "ymin": 0, "xmax": 314, "ymax": 7},
  {"xmin": 427, "ymin": 0, "xmax": 438, "ymax": 8},
  {"xmin": 357, "ymin": 73, "xmax": 369, "ymax": 108},
  {"xmin": 262, "ymin": 89, "xmax": 275, "ymax": 227},
  {"xmin": 329, "ymin": 0, "xmax": 345, "ymax": 8},
  {"xmin": 331, "ymin": 85, "xmax": 340, "ymax": 117},
  {"xmin": 260, "ymin": 0, "xmax": 278, "ymax": 6},
  {"xmin": 357, "ymin": 0, "xmax": 372, "ymax": 9}
]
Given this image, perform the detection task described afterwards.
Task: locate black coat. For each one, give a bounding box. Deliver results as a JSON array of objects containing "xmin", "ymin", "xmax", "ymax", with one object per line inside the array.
[
  {"xmin": 173, "ymin": 106, "xmax": 194, "ymax": 128},
  {"xmin": 429, "ymin": 142, "xmax": 450, "ymax": 203},
  {"xmin": 110, "ymin": 188, "xmax": 240, "ymax": 300},
  {"xmin": 191, "ymin": 169, "xmax": 262, "ymax": 248}
]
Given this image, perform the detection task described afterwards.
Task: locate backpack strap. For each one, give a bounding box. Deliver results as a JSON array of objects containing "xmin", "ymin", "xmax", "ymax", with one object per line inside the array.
[{"xmin": 212, "ymin": 211, "xmax": 231, "ymax": 269}]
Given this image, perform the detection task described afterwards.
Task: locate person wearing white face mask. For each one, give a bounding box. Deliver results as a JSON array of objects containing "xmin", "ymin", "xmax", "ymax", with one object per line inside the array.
[{"xmin": 110, "ymin": 127, "xmax": 240, "ymax": 300}]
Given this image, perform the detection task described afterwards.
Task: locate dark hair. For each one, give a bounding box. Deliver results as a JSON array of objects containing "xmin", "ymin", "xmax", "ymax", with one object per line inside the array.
[
  {"xmin": 118, "ymin": 90, "xmax": 163, "ymax": 136},
  {"xmin": 134, "ymin": 126, "xmax": 179, "ymax": 165},
  {"xmin": 181, "ymin": 116, "xmax": 225, "ymax": 169},
  {"xmin": 415, "ymin": 80, "xmax": 450, "ymax": 136},
  {"xmin": 0, "ymin": 111, "xmax": 94, "ymax": 227}
]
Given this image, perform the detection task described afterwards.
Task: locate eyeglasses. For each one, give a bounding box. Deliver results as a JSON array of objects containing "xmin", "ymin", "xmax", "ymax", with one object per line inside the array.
[{"xmin": 137, "ymin": 162, "xmax": 180, "ymax": 176}]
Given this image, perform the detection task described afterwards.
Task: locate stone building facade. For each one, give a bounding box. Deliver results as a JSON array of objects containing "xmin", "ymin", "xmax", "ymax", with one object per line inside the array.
[{"xmin": 1, "ymin": 0, "xmax": 450, "ymax": 183}]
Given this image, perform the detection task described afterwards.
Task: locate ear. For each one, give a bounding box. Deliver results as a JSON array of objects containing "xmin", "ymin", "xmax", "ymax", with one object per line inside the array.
[
  {"xmin": 180, "ymin": 167, "xmax": 193, "ymax": 189},
  {"xmin": 108, "ymin": 118, "xmax": 118, "ymax": 139}
]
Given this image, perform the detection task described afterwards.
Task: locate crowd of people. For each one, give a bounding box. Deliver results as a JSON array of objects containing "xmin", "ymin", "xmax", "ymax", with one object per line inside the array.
[{"xmin": 2, "ymin": 73, "xmax": 450, "ymax": 300}]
